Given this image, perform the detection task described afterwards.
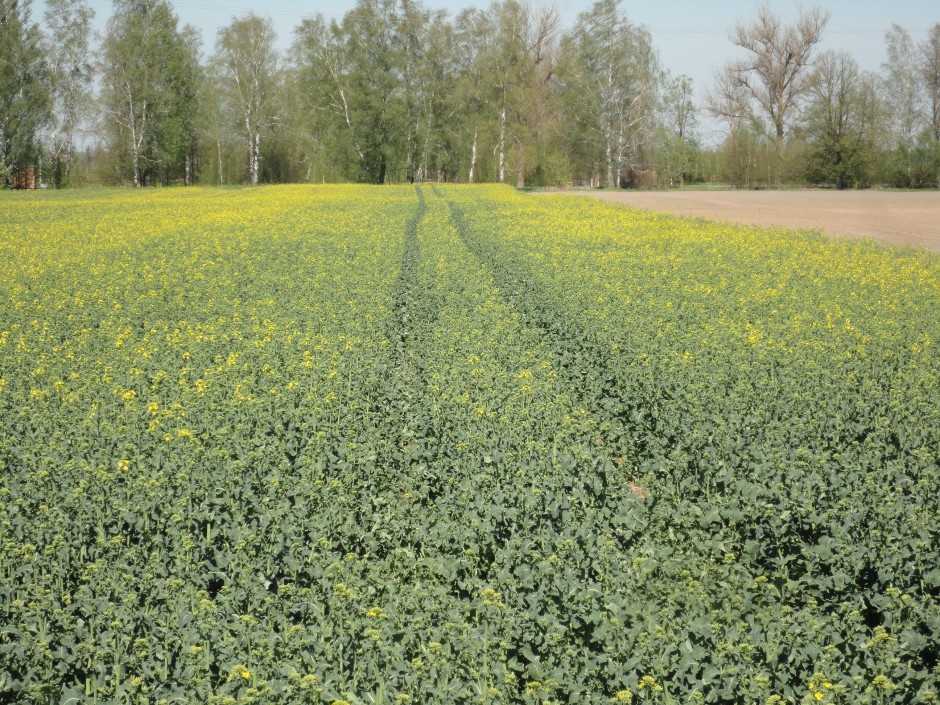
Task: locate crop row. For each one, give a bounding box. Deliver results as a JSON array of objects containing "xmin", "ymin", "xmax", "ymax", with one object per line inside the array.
[{"xmin": 444, "ymin": 186, "xmax": 940, "ymax": 704}]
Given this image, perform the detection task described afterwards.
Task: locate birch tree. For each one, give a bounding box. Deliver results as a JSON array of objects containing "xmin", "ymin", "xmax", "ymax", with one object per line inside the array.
[
  {"xmin": 293, "ymin": 0, "xmax": 401, "ymax": 184},
  {"xmin": 564, "ymin": 0, "xmax": 658, "ymax": 188},
  {"xmin": 214, "ymin": 14, "xmax": 281, "ymax": 185},
  {"xmin": 341, "ymin": 0, "xmax": 403, "ymax": 183},
  {"xmin": 43, "ymin": 0, "xmax": 94, "ymax": 186},
  {"xmin": 99, "ymin": 0, "xmax": 200, "ymax": 186},
  {"xmin": 292, "ymin": 15, "xmax": 362, "ymax": 179},
  {"xmin": 476, "ymin": 4, "xmax": 518, "ymax": 184},
  {"xmin": 452, "ymin": 8, "xmax": 492, "ymax": 182},
  {"xmin": 461, "ymin": 0, "xmax": 560, "ymax": 186},
  {"xmin": 403, "ymin": 4, "xmax": 461, "ymax": 182},
  {"xmin": 294, "ymin": 0, "xmax": 461, "ymax": 183},
  {"xmin": 99, "ymin": 13, "xmax": 148, "ymax": 186},
  {"xmin": 922, "ymin": 24, "xmax": 940, "ymax": 187}
]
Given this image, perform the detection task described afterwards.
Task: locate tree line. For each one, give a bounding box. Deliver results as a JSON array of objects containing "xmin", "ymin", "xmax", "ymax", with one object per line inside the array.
[{"xmin": 1, "ymin": 0, "xmax": 938, "ymax": 189}]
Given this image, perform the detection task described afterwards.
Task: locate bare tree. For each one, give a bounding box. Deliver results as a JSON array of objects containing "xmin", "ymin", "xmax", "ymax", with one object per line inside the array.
[
  {"xmin": 215, "ymin": 14, "xmax": 281, "ymax": 185},
  {"xmin": 883, "ymin": 24, "xmax": 925, "ymax": 145},
  {"xmin": 705, "ymin": 64, "xmax": 752, "ymax": 135},
  {"xmin": 921, "ymin": 24, "xmax": 940, "ymax": 141},
  {"xmin": 724, "ymin": 4, "xmax": 829, "ymax": 145},
  {"xmin": 705, "ymin": 63, "xmax": 765, "ymax": 187}
]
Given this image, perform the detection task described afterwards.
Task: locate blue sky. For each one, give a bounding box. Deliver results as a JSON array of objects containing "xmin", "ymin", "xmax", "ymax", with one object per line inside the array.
[{"xmin": 34, "ymin": 0, "xmax": 940, "ymax": 142}]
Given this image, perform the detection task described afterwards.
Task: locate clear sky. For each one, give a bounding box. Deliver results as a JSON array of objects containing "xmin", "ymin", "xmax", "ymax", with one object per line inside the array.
[{"xmin": 34, "ymin": 0, "xmax": 940, "ymax": 143}]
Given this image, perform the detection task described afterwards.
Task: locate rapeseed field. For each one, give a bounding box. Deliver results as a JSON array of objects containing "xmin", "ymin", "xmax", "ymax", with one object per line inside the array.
[{"xmin": 1, "ymin": 185, "xmax": 937, "ymax": 704}]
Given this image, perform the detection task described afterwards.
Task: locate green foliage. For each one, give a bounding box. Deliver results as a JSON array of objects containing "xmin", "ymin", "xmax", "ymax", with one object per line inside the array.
[
  {"xmin": 291, "ymin": 0, "xmax": 460, "ymax": 185},
  {"xmin": 654, "ymin": 74, "xmax": 700, "ymax": 188},
  {"xmin": 99, "ymin": 0, "xmax": 201, "ymax": 186},
  {"xmin": 801, "ymin": 51, "xmax": 880, "ymax": 189},
  {"xmin": 0, "ymin": 0, "xmax": 49, "ymax": 184},
  {"xmin": 884, "ymin": 133, "xmax": 940, "ymax": 188}
]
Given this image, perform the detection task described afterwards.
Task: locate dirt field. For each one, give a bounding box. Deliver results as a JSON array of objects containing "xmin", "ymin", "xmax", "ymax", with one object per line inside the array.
[{"xmin": 548, "ymin": 190, "xmax": 940, "ymax": 252}]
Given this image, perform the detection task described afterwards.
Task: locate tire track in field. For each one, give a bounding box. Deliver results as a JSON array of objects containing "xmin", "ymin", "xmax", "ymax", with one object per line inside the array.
[
  {"xmin": 440, "ymin": 192, "xmax": 661, "ymax": 475},
  {"xmin": 388, "ymin": 185, "xmax": 425, "ymax": 389},
  {"xmin": 377, "ymin": 184, "xmax": 429, "ymax": 463},
  {"xmin": 323, "ymin": 185, "xmax": 433, "ymax": 564}
]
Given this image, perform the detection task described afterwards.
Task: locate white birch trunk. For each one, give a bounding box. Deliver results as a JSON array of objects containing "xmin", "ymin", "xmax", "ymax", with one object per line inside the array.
[
  {"xmin": 498, "ymin": 107, "xmax": 506, "ymax": 183},
  {"xmin": 129, "ymin": 104, "xmax": 140, "ymax": 187},
  {"xmin": 49, "ymin": 124, "xmax": 61, "ymax": 181},
  {"xmin": 126, "ymin": 82, "xmax": 145, "ymax": 188},
  {"xmin": 64, "ymin": 139, "xmax": 73, "ymax": 182},
  {"xmin": 405, "ymin": 120, "xmax": 415, "ymax": 182},
  {"xmin": 605, "ymin": 64, "xmax": 615, "ymax": 189},
  {"xmin": 338, "ymin": 86, "xmax": 366, "ymax": 166},
  {"xmin": 420, "ymin": 127, "xmax": 432, "ymax": 184},
  {"xmin": 616, "ymin": 128, "xmax": 625, "ymax": 188},
  {"xmin": 468, "ymin": 128, "xmax": 478, "ymax": 183},
  {"xmin": 130, "ymin": 137, "xmax": 140, "ymax": 187},
  {"xmin": 249, "ymin": 133, "xmax": 260, "ymax": 186},
  {"xmin": 605, "ymin": 131, "xmax": 614, "ymax": 189},
  {"xmin": 217, "ymin": 137, "xmax": 224, "ymax": 185}
]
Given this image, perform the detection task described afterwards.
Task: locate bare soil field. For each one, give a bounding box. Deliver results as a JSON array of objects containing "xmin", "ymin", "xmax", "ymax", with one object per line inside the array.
[{"xmin": 548, "ymin": 189, "xmax": 940, "ymax": 252}]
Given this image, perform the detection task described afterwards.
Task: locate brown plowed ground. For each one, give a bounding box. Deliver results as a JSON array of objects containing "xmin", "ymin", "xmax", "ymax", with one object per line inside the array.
[{"xmin": 547, "ymin": 190, "xmax": 940, "ymax": 252}]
